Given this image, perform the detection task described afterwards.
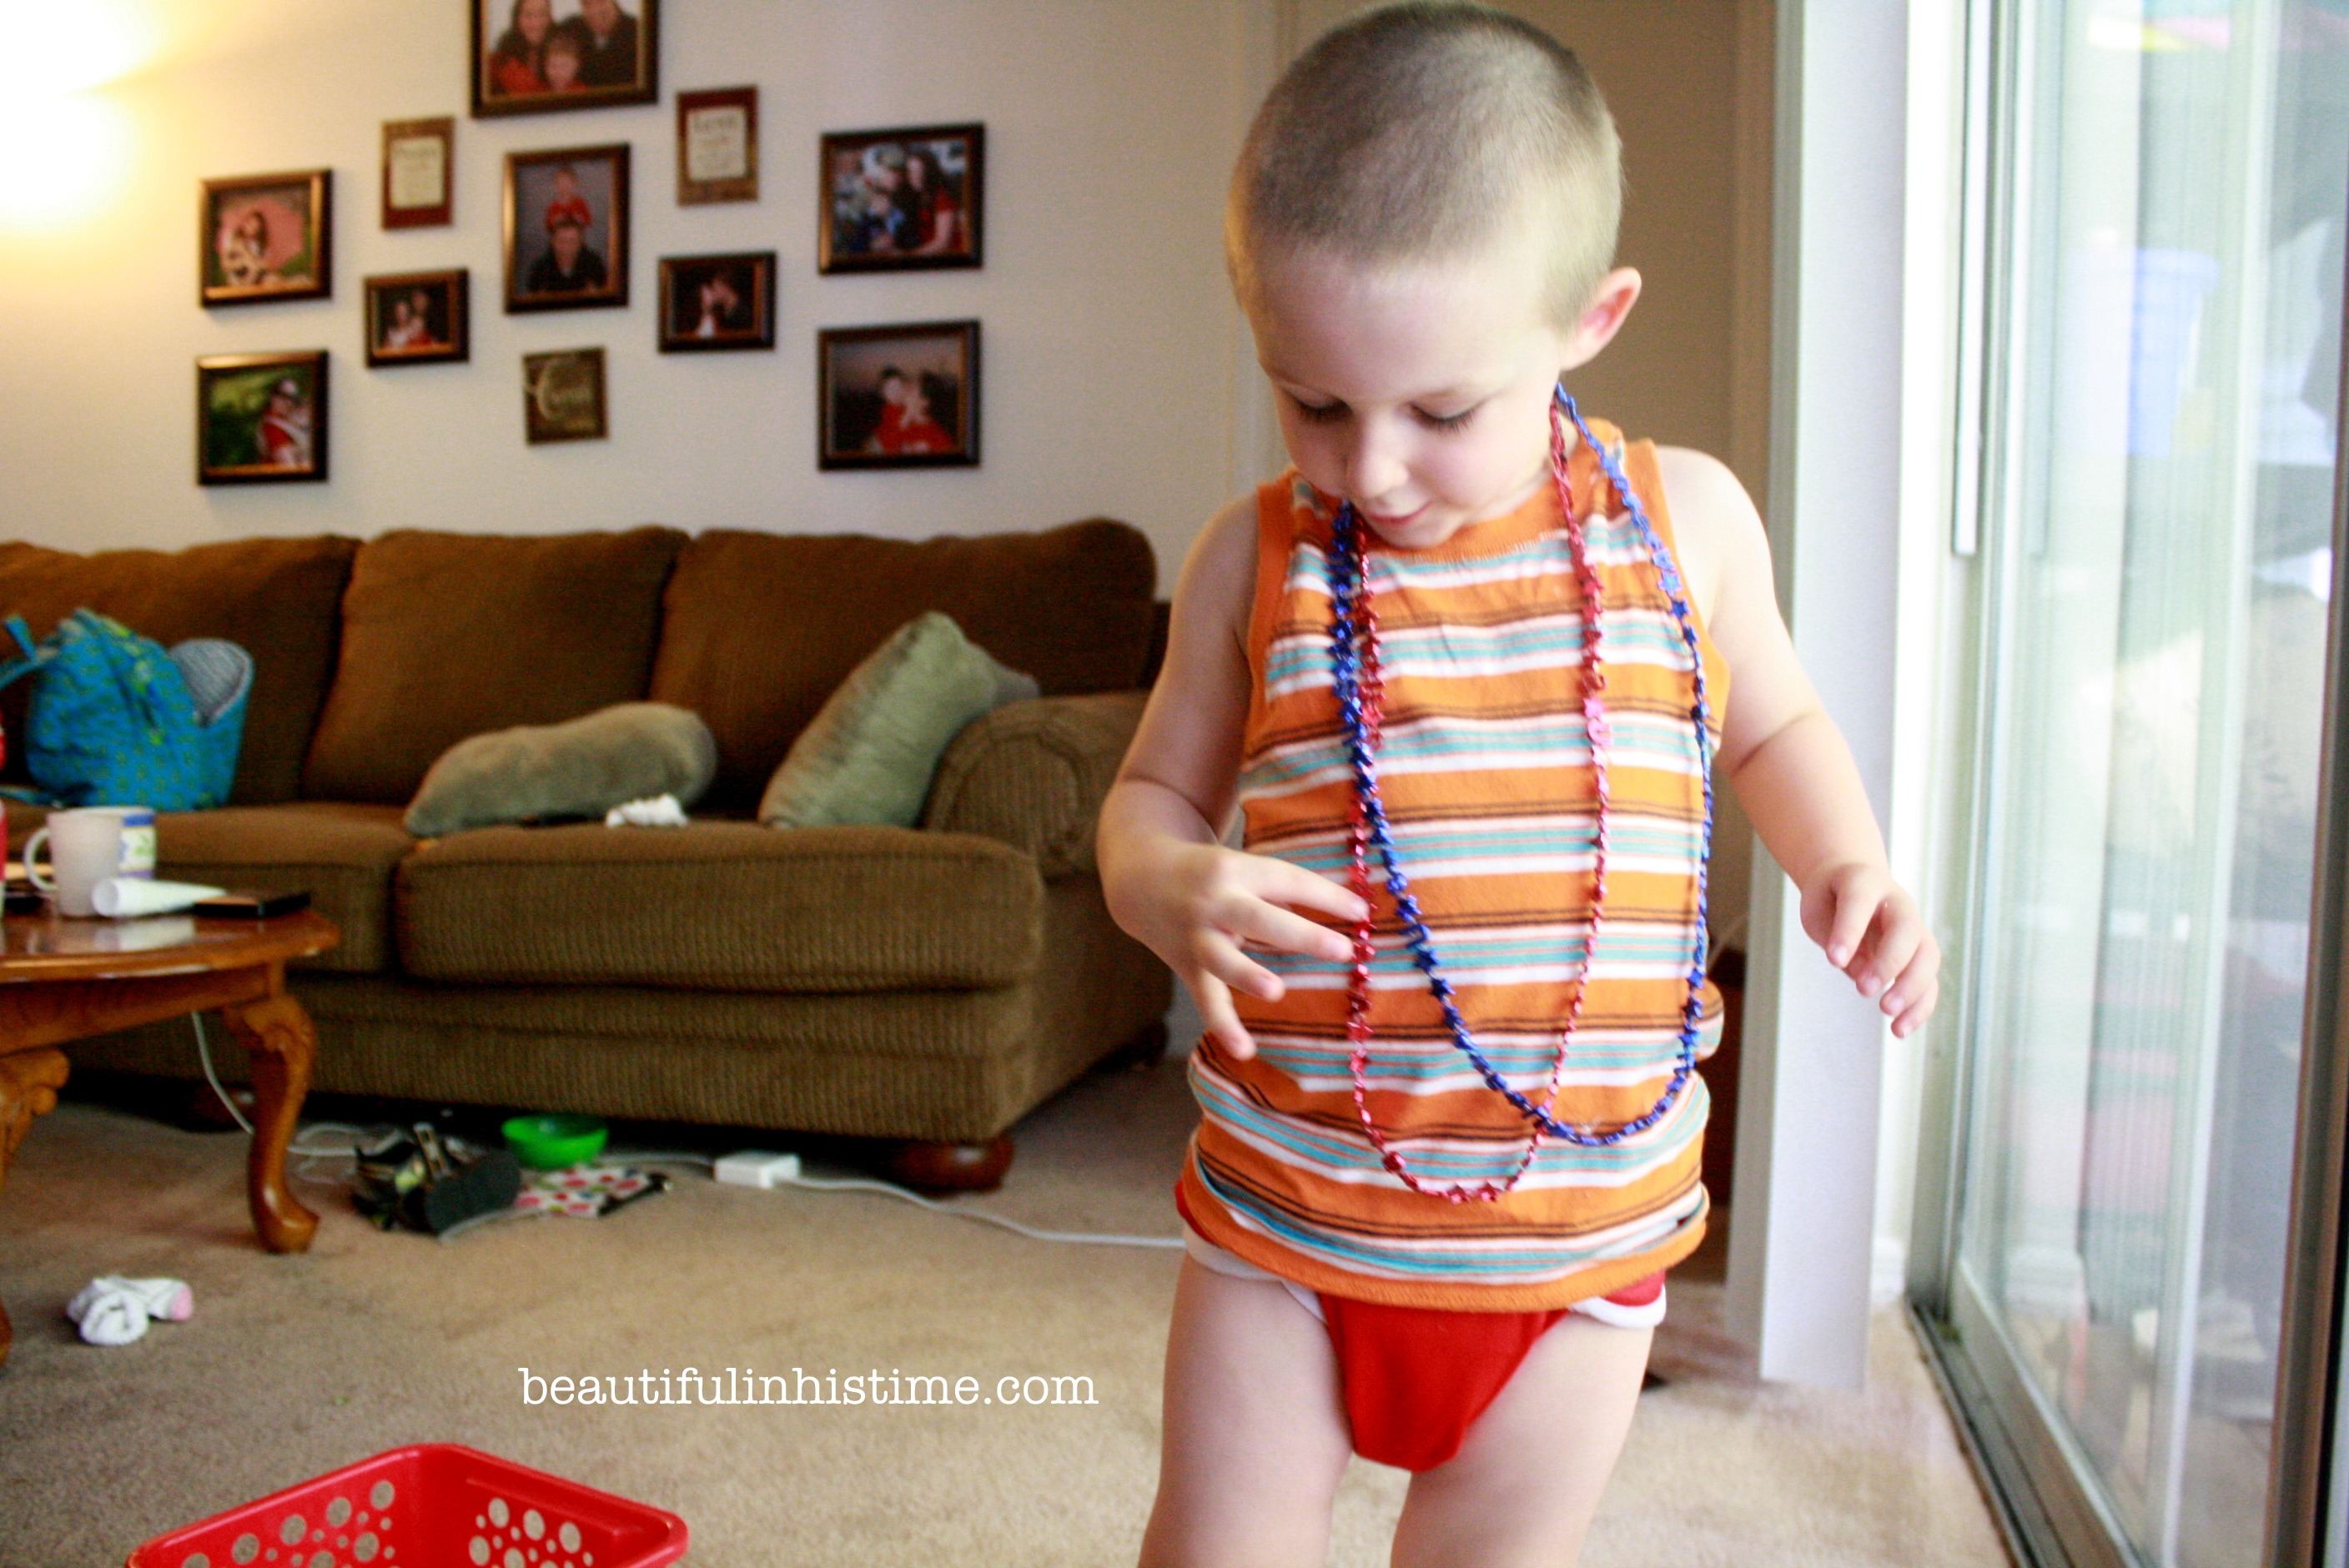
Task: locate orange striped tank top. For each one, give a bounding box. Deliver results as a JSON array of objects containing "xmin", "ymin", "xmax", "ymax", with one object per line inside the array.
[{"xmin": 1177, "ymin": 420, "xmax": 1728, "ymax": 1311}]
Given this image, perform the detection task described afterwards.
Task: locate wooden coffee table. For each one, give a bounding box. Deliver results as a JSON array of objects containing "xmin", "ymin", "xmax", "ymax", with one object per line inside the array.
[{"xmin": 0, "ymin": 907, "xmax": 339, "ymax": 1364}]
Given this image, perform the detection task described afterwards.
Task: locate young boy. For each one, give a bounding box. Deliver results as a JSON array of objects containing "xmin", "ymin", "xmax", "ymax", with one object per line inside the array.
[{"xmin": 1096, "ymin": 6, "xmax": 1940, "ymax": 1565}]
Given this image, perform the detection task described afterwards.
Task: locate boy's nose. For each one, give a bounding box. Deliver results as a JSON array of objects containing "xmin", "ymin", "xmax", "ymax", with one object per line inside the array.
[{"xmin": 1345, "ymin": 425, "xmax": 1408, "ymax": 505}]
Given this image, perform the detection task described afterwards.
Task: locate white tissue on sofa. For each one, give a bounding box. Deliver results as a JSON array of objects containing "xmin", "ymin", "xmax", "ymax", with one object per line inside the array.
[{"xmin": 605, "ymin": 794, "xmax": 689, "ymax": 827}]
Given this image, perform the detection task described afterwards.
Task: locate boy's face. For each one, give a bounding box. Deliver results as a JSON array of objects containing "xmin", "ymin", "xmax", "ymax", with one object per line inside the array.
[{"xmin": 1245, "ymin": 234, "xmax": 1612, "ymax": 550}]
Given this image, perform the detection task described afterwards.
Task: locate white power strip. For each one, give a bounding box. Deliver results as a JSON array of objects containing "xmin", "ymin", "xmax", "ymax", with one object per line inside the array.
[{"xmin": 714, "ymin": 1150, "xmax": 802, "ymax": 1189}]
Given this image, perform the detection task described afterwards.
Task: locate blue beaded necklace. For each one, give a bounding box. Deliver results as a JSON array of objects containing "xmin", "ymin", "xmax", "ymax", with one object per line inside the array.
[{"xmin": 1325, "ymin": 390, "xmax": 1718, "ymax": 1199}]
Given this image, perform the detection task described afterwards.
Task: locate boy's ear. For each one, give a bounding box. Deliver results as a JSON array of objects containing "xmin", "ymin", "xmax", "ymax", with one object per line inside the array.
[{"xmin": 1560, "ymin": 267, "xmax": 1642, "ymax": 372}]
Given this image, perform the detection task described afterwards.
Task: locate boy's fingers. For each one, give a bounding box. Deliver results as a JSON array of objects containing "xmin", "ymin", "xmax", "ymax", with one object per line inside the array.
[
  {"xmin": 1889, "ymin": 978, "xmax": 1939, "ymax": 1038},
  {"xmin": 1859, "ymin": 919, "xmax": 1921, "ymax": 1000},
  {"xmin": 1196, "ymin": 932, "xmax": 1285, "ymax": 1004},
  {"xmin": 1191, "ymin": 974, "xmax": 1258, "ymax": 1060},
  {"xmin": 1881, "ymin": 934, "xmax": 1942, "ymax": 1021},
  {"xmin": 1235, "ymin": 901, "xmax": 1358, "ymax": 964},
  {"xmin": 1252, "ymin": 857, "xmax": 1371, "ymax": 926},
  {"xmin": 1825, "ymin": 888, "xmax": 1878, "ymax": 972}
]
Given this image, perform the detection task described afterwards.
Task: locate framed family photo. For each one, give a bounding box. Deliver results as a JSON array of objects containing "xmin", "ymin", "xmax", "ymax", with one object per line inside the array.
[
  {"xmin": 365, "ymin": 270, "xmax": 469, "ymax": 367},
  {"xmin": 817, "ymin": 319, "xmax": 979, "ymax": 470},
  {"xmin": 200, "ymin": 170, "xmax": 331, "ymax": 305},
  {"xmin": 817, "ymin": 123, "xmax": 983, "ymax": 274},
  {"xmin": 677, "ymin": 86, "xmax": 757, "ymax": 204},
  {"xmin": 523, "ymin": 348, "xmax": 608, "ymax": 443},
  {"xmin": 658, "ymin": 253, "xmax": 773, "ymax": 352},
  {"xmin": 473, "ymin": 0, "xmax": 657, "ymax": 117},
  {"xmin": 504, "ymin": 144, "xmax": 629, "ymax": 312},
  {"xmin": 197, "ymin": 351, "xmax": 328, "ymax": 485},
  {"xmin": 381, "ymin": 118, "xmax": 455, "ymax": 229}
]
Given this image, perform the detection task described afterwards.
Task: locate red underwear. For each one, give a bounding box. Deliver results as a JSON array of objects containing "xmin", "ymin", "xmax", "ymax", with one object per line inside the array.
[
  {"xmin": 1176, "ymin": 1177, "xmax": 1662, "ymax": 1472},
  {"xmin": 1318, "ymin": 1274, "xmax": 1662, "ymax": 1472}
]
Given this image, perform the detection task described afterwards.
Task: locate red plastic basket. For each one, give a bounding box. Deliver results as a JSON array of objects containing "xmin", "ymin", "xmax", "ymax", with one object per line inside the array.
[{"xmin": 125, "ymin": 1444, "xmax": 687, "ymax": 1568}]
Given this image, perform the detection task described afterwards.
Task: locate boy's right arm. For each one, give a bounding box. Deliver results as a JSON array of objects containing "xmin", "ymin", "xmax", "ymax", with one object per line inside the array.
[{"xmin": 1097, "ymin": 495, "xmax": 1367, "ymax": 1060}]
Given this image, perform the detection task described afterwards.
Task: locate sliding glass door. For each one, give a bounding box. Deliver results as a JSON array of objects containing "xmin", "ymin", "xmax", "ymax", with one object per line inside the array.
[{"xmin": 1919, "ymin": 3, "xmax": 2348, "ymax": 1565}]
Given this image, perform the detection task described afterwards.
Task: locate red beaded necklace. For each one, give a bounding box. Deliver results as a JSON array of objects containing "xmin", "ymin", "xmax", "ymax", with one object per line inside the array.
[{"xmin": 1325, "ymin": 395, "xmax": 1713, "ymax": 1202}]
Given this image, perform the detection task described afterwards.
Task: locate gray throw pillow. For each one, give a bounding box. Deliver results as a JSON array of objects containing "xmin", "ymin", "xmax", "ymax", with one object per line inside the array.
[
  {"xmin": 760, "ymin": 612, "xmax": 1039, "ymax": 830},
  {"xmin": 405, "ymin": 702, "xmax": 718, "ymax": 837}
]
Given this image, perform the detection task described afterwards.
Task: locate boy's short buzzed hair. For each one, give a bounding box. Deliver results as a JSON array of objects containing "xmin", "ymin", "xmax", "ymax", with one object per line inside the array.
[{"xmin": 1228, "ymin": 2, "xmax": 1622, "ymax": 326}]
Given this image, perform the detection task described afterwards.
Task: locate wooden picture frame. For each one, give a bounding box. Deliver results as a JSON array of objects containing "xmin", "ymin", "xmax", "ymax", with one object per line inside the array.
[
  {"xmin": 817, "ymin": 123, "xmax": 983, "ymax": 274},
  {"xmin": 524, "ymin": 348, "xmax": 607, "ymax": 442},
  {"xmin": 381, "ymin": 118, "xmax": 455, "ymax": 229},
  {"xmin": 677, "ymin": 86, "xmax": 757, "ymax": 204},
  {"xmin": 659, "ymin": 253, "xmax": 774, "ymax": 352},
  {"xmin": 473, "ymin": 0, "xmax": 658, "ymax": 117},
  {"xmin": 197, "ymin": 351, "xmax": 328, "ymax": 485},
  {"xmin": 200, "ymin": 170, "xmax": 331, "ymax": 305},
  {"xmin": 504, "ymin": 143, "xmax": 629, "ymax": 312},
  {"xmin": 817, "ymin": 319, "xmax": 979, "ymax": 470},
  {"xmin": 365, "ymin": 270, "xmax": 470, "ymax": 367}
]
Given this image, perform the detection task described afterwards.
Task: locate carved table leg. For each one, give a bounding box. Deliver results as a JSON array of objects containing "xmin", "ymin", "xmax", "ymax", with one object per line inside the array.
[
  {"xmin": 218, "ymin": 991, "xmax": 318, "ymax": 1254},
  {"xmin": 0, "ymin": 1048, "xmax": 71, "ymax": 1366}
]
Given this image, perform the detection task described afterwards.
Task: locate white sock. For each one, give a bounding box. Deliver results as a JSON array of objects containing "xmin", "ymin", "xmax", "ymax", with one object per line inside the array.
[
  {"xmin": 65, "ymin": 1279, "xmax": 148, "ymax": 1346},
  {"xmin": 110, "ymin": 1276, "xmax": 194, "ymax": 1322}
]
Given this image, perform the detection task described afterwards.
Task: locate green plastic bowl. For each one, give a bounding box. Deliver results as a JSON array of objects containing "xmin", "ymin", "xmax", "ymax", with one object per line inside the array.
[{"xmin": 502, "ymin": 1113, "xmax": 608, "ymax": 1169}]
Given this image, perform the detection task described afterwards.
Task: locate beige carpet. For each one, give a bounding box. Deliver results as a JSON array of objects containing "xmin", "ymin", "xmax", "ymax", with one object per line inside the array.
[{"xmin": 1, "ymin": 1056, "xmax": 2011, "ymax": 1566}]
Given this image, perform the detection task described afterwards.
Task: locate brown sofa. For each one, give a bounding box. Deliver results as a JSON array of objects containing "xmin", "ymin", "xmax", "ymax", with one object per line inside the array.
[{"xmin": 0, "ymin": 521, "xmax": 1172, "ymax": 1185}]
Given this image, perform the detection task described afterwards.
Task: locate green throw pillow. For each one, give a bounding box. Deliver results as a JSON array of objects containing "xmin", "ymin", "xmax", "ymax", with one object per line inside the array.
[
  {"xmin": 760, "ymin": 611, "xmax": 1039, "ymax": 830},
  {"xmin": 405, "ymin": 702, "xmax": 718, "ymax": 836}
]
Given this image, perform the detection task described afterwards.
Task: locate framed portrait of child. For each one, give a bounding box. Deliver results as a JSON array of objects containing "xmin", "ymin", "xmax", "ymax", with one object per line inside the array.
[
  {"xmin": 817, "ymin": 319, "xmax": 980, "ymax": 470},
  {"xmin": 197, "ymin": 351, "xmax": 328, "ymax": 485},
  {"xmin": 200, "ymin": 170, "xmax": 331, "ymax": 306},
  {"xmin": 365, "ymin": 271, "xmax": 470, "ymax": 367}
]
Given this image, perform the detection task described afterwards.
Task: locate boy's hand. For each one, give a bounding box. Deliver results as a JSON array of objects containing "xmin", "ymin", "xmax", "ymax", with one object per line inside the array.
[
  {"xmin": 1798, "ymin": 862, "xmax": 1941, "ymax": 1038},
  {"xmin": 1118, "ymin": 842, "xmax": 1367, "ymax": 1062}
]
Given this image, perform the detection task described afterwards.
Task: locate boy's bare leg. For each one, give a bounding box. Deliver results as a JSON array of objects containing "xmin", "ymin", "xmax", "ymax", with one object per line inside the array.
[
  {"xmin": 1140, "ymin": 1256, "xmax": 1354, "ymax": 1568},
  {"xmin": 1388, "ymin": 1315, "xmax": 1652, "ymax": 1568}
]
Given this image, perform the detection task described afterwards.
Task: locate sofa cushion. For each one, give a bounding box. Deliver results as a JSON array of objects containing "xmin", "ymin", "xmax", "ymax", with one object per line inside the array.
[
  {"xmin": 396, "ymin": 822, "xmax": 1042, "ymax": 990},
  {"xmin": 759, "ymin": 612, "xmax": 1037, "ymax": 830},
  {"xmin": 152, "ymin": 802, "xmax": 414, "ymax": 973},
  {"xmin": 0, "ymin": 536, "xmax": 356, "ymax": 806},
  {"xmin": 302, "ymin": 527, "xmax": 688, "ymax": 805},
  {"xmin": 648, "ymin": 520, "xmax": 1156, "ymax": 813},
  {"xmin": 405, "ymin": 702, "xmax": 717, "ymax": 836}
]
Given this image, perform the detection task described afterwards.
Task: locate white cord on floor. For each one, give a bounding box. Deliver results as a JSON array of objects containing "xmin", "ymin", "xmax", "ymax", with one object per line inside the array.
[
  {"xmin": 776, "ymin": 1170, "xmax": 1183, "ymax": 1250},
  {"xmin": 598, "ymin": 1149, "xmax": 1180, "ymax": 1249},
  {"xmin": 191, "ymin": 1013, "xmax": 256, "ymax": 1136}
]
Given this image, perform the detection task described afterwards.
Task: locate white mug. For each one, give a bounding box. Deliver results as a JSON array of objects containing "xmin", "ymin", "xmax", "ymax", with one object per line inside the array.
[{"xmin": 25, "ymin": 806, "xmax": 158, "ymax": 917}]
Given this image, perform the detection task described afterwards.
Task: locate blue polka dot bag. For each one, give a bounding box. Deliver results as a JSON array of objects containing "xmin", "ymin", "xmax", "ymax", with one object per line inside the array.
[{"xmin": 0, "ymin": 610, "xmax": 250, "ymax": 811}]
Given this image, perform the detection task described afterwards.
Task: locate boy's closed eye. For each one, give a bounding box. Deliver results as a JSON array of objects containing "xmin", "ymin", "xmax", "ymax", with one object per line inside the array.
[{"xmin": 1288, "ymin": 395, "xmax": 1479, "ymax": 432}]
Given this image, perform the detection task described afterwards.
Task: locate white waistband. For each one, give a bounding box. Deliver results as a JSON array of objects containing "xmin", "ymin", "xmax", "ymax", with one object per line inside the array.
[{"xmin": 1181, "ymin": 1219, "xmax": 1666, "ymax": 1329}]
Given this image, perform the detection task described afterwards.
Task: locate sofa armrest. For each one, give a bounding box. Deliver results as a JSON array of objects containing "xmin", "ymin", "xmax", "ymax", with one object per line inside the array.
[{"xmin": 922, "ymin": 691, "xmax": 1145, "ymax": 877}]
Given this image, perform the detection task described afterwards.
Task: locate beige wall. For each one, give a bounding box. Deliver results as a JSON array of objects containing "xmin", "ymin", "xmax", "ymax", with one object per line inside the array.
[{"xmin": 0, "ymin": 0, "xmax": 1260, "ymax": 580}]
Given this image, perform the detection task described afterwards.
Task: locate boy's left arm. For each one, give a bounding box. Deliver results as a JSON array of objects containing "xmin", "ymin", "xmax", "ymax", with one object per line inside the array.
[{"xmin": 1656, "ymin": 447, "xmax": 1940, "ymax": 1038}]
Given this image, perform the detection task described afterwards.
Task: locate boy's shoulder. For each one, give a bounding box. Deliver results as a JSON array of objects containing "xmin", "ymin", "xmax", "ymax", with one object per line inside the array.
[{"xmin": 1646, "ymin": 445, "xmax": 1766, "ymax": 625}]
